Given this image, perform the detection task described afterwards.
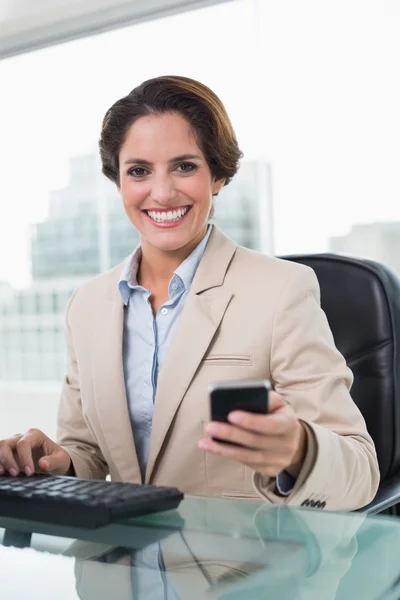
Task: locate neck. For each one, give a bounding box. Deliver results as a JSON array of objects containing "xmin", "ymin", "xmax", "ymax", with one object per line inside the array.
[{"xmin": 138, "ymin": 226, "xmax": 208, "ymax": 286}]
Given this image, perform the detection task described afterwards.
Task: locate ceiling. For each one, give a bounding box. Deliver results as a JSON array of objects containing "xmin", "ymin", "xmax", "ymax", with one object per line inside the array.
[{"xmin": 0, "ymin": 0, "xmax": 229, "ymax": 59}]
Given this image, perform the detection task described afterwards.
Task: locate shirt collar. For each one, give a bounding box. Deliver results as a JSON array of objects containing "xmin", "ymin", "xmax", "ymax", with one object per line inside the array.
[
  {"xmin": 118, "ymin": 225, "xmax": 213, "ymax": 306},
  {"xmin": 118, "ymin": 245, "xmax": 142, "ymax": 306}
]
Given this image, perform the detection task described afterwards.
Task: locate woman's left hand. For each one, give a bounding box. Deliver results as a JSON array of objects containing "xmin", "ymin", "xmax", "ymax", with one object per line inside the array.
[{"xmin": 198, "ymin": 391, "xmax": 308, "ymax": 479}]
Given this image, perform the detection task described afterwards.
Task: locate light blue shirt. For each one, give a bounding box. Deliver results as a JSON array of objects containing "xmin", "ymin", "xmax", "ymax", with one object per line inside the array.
[{"xmin": 118, "ymin": 226, "xmax": 213, "ymax": 481}]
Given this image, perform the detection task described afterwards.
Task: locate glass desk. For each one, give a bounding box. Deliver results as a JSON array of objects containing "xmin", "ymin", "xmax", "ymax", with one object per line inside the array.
[{"xmin": 0, "ymin": 495, "xmax": 400, "ymax": 599}]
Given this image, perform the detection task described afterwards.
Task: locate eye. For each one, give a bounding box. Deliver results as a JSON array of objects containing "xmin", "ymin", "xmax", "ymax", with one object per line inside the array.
[
  {"xmin": 127, "ymin": 167, "xmax": 148, "ymax": 178},
  {"xmin": 175, "ymin": 162, "xmax": 196, "ymax": 173}
]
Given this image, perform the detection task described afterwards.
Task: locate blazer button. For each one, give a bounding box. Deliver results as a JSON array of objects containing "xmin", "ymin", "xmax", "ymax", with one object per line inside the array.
[{"xmin": 301, "ymin": 499, "xmax": 325, "ymax": 509}]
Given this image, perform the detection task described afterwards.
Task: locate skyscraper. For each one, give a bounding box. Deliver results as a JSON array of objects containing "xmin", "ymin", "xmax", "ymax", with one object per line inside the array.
[{"xmin": 329, "ymin": 222, "xmax": 400, "ymax": 275}]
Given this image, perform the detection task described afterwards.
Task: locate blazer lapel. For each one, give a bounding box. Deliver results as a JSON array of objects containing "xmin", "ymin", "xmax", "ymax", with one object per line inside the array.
[
  {"xmin": 145, "ymin": 228, "xmax": 237, "ymax": 483},
  {"xmin": 92, "ymin": 280, "xmax": 142, "ymax": 483}
]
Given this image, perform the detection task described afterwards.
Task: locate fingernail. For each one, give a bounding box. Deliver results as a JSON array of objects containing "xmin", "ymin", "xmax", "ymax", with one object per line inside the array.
[
  {"xmin": 9, "ymin": 468, "xmax": 18, "ymax": 477},
  {"xmin": 206, "ymin": 424, "xmax": 219, "ymax": 435},
  {"xmin": 25, "ymin": 466, "xmax": 32, "ymax": 476},
  {"xmin": 199, "ymin": 440, "xmax": 212, "ymax": 451},
  {"xmin": 228, "ymin": 412, "xmax": 241, "ymax": 424}
]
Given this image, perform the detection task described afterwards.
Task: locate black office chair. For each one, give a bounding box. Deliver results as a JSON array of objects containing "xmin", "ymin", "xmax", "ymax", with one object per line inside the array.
[{"xmin": 279, "ymin": 253, "xmax": 400, "ymax": 515}]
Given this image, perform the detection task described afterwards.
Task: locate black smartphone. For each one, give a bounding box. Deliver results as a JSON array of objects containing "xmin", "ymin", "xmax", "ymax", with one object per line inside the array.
[{"xmin": 209, "ymin": 379, "xmax": 270, "ymax": 443}]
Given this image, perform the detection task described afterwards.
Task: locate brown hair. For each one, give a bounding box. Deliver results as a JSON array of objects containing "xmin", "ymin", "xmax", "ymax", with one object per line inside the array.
[{"xmin": 99, "ymin": 75, "xmax": 243, "ymax": 189}]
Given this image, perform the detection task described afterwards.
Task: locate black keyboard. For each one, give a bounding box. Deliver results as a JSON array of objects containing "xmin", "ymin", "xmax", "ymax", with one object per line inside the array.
[{"xmin": 0, "ymin": 475, "xmax": 184, "ymax": 528}]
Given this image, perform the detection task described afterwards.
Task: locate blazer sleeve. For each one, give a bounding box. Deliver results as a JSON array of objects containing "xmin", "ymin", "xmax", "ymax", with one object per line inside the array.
[
  {"xmin": 56, "ymin": 292, "xmax": 108, "ymax": 480},
  {"xmin": 253, "ymin": 266, "xmax": 380, "ymax": 510}
]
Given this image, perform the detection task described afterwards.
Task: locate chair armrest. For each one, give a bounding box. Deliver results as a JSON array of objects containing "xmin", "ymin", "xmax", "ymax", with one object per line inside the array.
[{"xmin": 357, "ymin": 474, "xmax": 400, "ymax": 514}]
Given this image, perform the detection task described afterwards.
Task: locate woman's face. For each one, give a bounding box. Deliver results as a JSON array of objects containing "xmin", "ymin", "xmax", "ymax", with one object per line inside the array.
[{"xmin": 118, "ymin": 112, "xmax": 224, "ymax": 254}]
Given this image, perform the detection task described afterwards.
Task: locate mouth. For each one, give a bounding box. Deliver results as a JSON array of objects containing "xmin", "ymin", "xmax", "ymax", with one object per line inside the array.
[{"xmin": 143, "ymin": 205, "xmax": 192, "ymax": 226}]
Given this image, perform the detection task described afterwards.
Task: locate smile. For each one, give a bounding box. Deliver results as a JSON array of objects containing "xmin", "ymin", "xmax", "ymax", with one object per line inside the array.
[{"xmin": 145, "ymin": 206, "xmax": 190, "ymax": 223}]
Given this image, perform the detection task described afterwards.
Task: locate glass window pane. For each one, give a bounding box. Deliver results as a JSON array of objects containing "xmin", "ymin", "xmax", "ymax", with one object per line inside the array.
[{"xmin": 255, "ymin": 0, "xmax": 400, "ymax": 270}]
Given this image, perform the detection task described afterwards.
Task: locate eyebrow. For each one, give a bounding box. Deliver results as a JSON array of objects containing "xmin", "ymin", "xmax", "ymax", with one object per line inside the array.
[{"xmin": 123, "ymin": 154, "xmax": 203, "ymax": 166}]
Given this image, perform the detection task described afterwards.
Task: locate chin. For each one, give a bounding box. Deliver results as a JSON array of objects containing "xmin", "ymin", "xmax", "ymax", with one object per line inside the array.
[{"xmin": 146, "ymin": 231, "xmax": 192, "ymax": 252}]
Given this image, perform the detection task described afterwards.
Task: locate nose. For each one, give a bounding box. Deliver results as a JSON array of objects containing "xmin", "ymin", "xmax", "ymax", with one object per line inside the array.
[{"xmin": 150, "ymin": 173, "xmax": 177, "ymax": 206}]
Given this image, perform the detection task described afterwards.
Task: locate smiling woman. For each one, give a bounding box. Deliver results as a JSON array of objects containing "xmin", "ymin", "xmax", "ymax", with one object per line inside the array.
[
  {"xmin": 100, "ymin": 76, "xmax": 243, "ymax": 259},
  {"xmin": 0, "ymin": 75, "xmax": 379, "ymax": 512}
]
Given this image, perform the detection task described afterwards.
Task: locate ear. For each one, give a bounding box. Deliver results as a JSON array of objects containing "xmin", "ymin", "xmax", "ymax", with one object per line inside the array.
[{"xmin": 212, "ymin": 178, "xmax": 226, "ymax": 196}]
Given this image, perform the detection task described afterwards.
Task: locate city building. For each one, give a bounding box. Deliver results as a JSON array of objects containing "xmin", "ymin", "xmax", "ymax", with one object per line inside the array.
[
  {"xmin": 329, "ymin": 222, "xmax": 400, "ymax": 275},
  {"xmin": 0, "ymin": 279, "xmax": 82, "ymax": 382},
  {"xmin": 0, "ymin": 153, "xmax": 269, "ymax": 383},
  {"xmin": 31, "ymin": 154, "xmax": 139, "ymax": 279}
]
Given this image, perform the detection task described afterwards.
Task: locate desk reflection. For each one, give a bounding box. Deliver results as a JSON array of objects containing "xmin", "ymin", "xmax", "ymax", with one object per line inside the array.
[{"xmin": 67, "ymin": 503, "xmax": 363, "ymax": 600}]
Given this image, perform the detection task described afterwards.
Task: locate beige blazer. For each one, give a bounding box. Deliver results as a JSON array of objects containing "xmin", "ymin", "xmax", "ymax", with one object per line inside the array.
[{"xmin": 57, "ymin": 226, "xmax": 379, "ymax": 510}]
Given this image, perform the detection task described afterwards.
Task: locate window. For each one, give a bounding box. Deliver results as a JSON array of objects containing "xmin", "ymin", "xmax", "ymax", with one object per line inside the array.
[
  {"xmin": 0, "ymin": 0, "xmax": 399, "ymax": 437},
  {"xmin": 255, "ymin": 0, "xmax": 400, "ymax": 266}
]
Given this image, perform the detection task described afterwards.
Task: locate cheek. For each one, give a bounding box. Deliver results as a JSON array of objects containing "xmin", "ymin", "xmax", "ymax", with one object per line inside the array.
[
  {"xmin": 186, "ymin": 178, "xmax": 213, "ymax": 208},
  {"xmin": 120, "ymin": 181, "xmax": 146, "ymax": 208}
]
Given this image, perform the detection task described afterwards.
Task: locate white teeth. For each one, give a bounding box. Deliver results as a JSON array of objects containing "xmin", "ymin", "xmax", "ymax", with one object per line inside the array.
[{"xmin": 146, "ymin": 207, "xmax": 189, "ymax": 222}]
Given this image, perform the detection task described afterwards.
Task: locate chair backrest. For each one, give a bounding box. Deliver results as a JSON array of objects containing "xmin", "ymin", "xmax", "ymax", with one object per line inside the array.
[{"xmin": 280, "ymin": 253, "xmax": 400, "ymax": 481}]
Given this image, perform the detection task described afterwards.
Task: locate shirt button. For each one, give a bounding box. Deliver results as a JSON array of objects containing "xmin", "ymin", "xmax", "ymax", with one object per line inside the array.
[
  {"xmin": 171, "ymin": 283, "xmax": 178, "ymax": 291},
  {"xmin": 161, "ymin": 307, "xmax": 168, "ymax": 315}
]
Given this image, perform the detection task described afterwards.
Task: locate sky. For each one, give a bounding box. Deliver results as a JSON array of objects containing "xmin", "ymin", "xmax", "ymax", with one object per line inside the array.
[{"xmin": 0, "ymin": 0, "xmax": 399, "ymax": 287}]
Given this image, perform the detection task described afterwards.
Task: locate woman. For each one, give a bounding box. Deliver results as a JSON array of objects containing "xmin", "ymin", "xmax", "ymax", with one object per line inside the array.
[{"xmin": 0, "ymin": 76, "xmax": 379, "ymax": 510}]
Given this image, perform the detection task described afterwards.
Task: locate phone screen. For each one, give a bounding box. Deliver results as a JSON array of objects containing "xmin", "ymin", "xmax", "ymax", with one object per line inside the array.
[{"xmin": 210, "ymin": 381, "xmax": 269, "ymax": 423}]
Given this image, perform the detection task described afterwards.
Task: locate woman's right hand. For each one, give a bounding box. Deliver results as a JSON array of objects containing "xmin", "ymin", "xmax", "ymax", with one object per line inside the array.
[{"xmin": 0, "ymin": 429, "xmax": 72, "ymax": 477}]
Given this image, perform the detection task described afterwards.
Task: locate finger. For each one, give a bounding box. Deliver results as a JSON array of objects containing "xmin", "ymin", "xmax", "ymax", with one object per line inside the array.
[
  {"xmin": 198, "ymin": 438, "xmax": 287, "ymax": 477},
  {"xmin": 39, "ymin": 449, "xmax": 71, "ymax": 475},
  {"xmin": 269, "ymin": 391, "xmax": 287, "ymax": 412},
  {"xmin": 198, "ymin": 438, "xmax": 288, "ymax": 477},
  {"xmin": 39, "ymin": 454, "xmax": 61, "ymax": 474},
  {"xmin": 205, "ymin": 422, "xmax": 275, "ymax": 450},
  {"xmin": 38, "ymin": 456, "xmax": 50, "ymax": 472},
  {"xmin": 227, "ymin": 411, "xmax": 290, "ymax": 435},
  {"xmin": 199, "ymin": 437, "xmax": 268, "ymax": 465},
  {"xmin": 0, "ymin": 434, "xmax": 24, "ymax": 474},
  {"xmin": 0, "ymin": 434, "xmax": 23, "ymax": 451},
  {"xmin": 15, "ymin": 429, "xmax": 47, "ymax": 475},
  {"xmin": 0, "ymin": 439, "xmax": 22, "ymax": 475}
]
